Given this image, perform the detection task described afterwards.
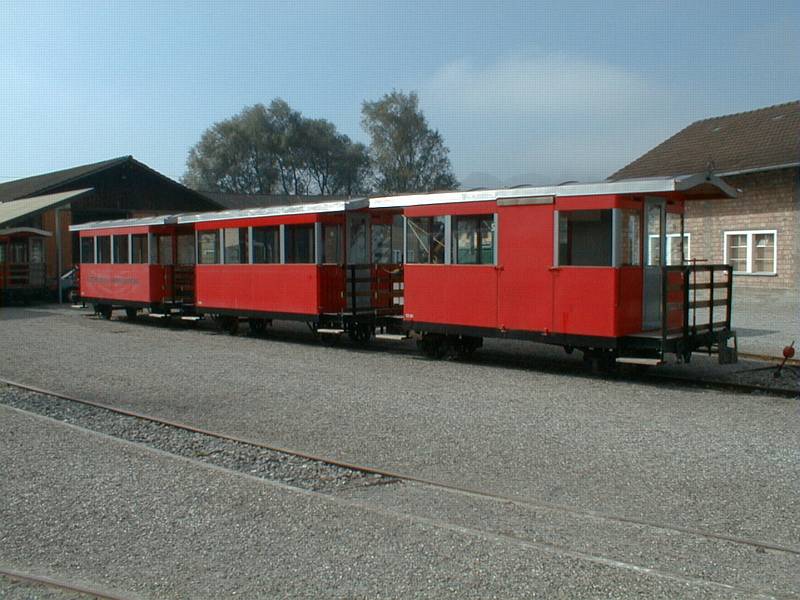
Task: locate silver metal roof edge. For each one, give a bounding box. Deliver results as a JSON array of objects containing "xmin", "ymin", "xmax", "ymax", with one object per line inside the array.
[
  {"xmin": 177, "ymin": 197, "xmax": 368, "ymax": 224},
  {"xmin": 68, "ymin": 215, "xmax": 179, "ymax": 232},
  {"xmin": 368, "ymin": 174, "xmax": 736, "ymax": 208},
  {"xmin": 0, "ymin": 226, "xmax": 53, "ymax": 237}
]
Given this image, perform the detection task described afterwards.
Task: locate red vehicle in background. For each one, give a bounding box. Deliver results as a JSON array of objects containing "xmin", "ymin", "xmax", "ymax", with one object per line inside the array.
[
  {"xmin": 70, "ymin": 216, "xmax": 196, "ymax": 319},
  {"xmin": 0, "ymin": 226, "xmax": 49, "ymax": 304}
]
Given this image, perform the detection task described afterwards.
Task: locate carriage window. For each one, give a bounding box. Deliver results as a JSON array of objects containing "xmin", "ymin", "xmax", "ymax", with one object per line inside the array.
[
  {"xmin": 453, "ymin": 215, "xmax": 494, "ymax": 264},
  {"xmin": 112, "ymin": 235, "xmax": 129, "ymax": 264},
  {"xmin": 620, "ymin": 209, "xmax": 641, "ymax": 266},
  {"xmin": 29, "ymin": 239, "xmax": 44, "ymax": 264},
  {"xmin": 198, "ymin": 230, "xmax": 220, "ymax": 264},
  {"xmin": 176, "ymin": 234, "xmax": 195, "ymax": 265},
  {"xmin": 157, "ymin": 235, "xmax": 173, "ymax": 265},
  {"xmin": 80, "ymin": 237, "xmax": 95, "ymax": 264},
  {"xmin": 322, "ymin": 224, "xmax": 341, "ymax": 264},
  {"xmin": 557, "ymin": 210, "xmax": 612, "ymax": 266},
  {"xmin": 372, "ymin": 224, "xmax": 392, "ymax": 264},
  {"xmin": 285, "ymin": 224, "xmax": 314, "ymax": 263},
  {"xmin": 131, "ymin": 234, "xmax": 148, "ymax": 263},
  {"xmin": 406, "ymin": 216, "xmax": 446, "ymax": 264},
  {"xmin": 97, "ymin": 236, "xmax": 111, "ymax": 263},
  {"xmin": 223, "ymin": 227, "xmax": 248, "ymax": 264},
  {"xmin": 10, "ymin": 241, "xmax": 27, "ymax": 263},
  {"xmin": 253, "ymin": 226, "xmax": 280, "ymax": 263},
  {"xmin": 0, "ymin": 244, "xmax": 5, "ymax": 263}
]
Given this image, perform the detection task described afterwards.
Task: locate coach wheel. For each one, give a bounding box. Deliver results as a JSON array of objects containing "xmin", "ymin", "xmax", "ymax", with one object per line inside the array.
[
  {"xmin": 96, "ymin": 304, "xmax": 112, "ymax": 320},
  {"xmin": 125, "ymin": 307, "xmax": 138, "ymax": 321},
  {"xmin": 319, "ymin": 332, "xmax": 342, "ymax": 346},
  {"xmin": 249, "ymin": 318, "xmax": 269, "ymax": 335},
  {"xmin": 221, "ymin": 316, "xmax": 239, "ymax": 336},
  {"xmin": 348, "ymin": 323, "xmax": 372, "ymax": 345},
  {"xmin": 453, "ymin": 335, "xmax": 482, "ymax": 359},
  {"xmin": 417, "ymin": 334, "xmax": 447, "ymax": 359}
]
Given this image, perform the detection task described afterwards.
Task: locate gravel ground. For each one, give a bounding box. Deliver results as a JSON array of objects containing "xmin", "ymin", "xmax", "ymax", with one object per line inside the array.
[
  {"xmin": 0, "ymin": 384, "xmax": 391, "ymax": 493},
  {"xmin": 1, "ymin": 306, "xmax": 798, "ymax": 550},
  {"xmin": 0, "ymin": 575, "xmax": 101, "ymax": 600},
  {"xmin": 3, "ymin": 405, "xmax": 760, "ymax": 599}
]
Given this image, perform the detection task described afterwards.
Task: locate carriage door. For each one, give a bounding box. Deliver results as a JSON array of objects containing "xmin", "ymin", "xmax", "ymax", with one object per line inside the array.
[
  {"xmin": 643, "ymin": 198, "xmax": 666, "ymax": 330},
  {"xmin": 346, "ymin": 212, "xmax": 370, "ymax": 312}
]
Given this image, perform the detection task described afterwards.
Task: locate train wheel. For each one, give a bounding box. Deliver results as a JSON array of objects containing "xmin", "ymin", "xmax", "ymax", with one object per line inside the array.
[
  {"xmin": 96, "ymin": 304, "xmax": 112, "ymax": 320},
  {"xmin": 221, "ymin": 316, "xmax": 239, "ymax": 336},
  {"xmin": 125, "ymin": 307, "xmax": 138, "ymax": 321},
  {"xmin": 249, "ymin": 318, "xmax": 268, "ymax": 335},
  {"xmin": 348, "ymin": 323, "xmax": 372, "ymax": 345},
  {"xmin": 417, "ymin": 334, "xmax": 447, "ymax": 359},
  {"xmin": 453, "ymin": 336, "xmax": 482, "ymax": 360}
]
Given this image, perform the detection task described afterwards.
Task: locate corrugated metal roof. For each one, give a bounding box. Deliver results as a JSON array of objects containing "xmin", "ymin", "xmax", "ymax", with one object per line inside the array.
[
  {"xmin": 0, "ymin": 157, "xmax": 128, "ymax": 203},
  {"xmin": 0, "ymin": 227, "xmax": 52, "ymax": 238},
  {"xmin": 368, "ymin": 174, "xmax": 736, "ymax": 209},
  {"xmin": 0, "ymin": 188, "xmax": 93, "ymax": 227}
]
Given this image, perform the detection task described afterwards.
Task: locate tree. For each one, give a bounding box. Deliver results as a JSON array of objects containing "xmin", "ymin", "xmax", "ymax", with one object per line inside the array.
[
  {"xmin": 361, "ymin": 91, "xmax": 458, "ymax": 194},
  {"xmin": 183, "ymin": 104, "xmax": 278, "ymax": 195},
  {"xmin": 183, "ymin": 99, "xmax": 370, "ymax": 196}
]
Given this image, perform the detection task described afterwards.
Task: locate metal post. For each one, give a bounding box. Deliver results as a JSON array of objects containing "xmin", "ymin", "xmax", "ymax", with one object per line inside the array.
[
  {"xmin": 279, "ymin": 225, "xmax": 286, "ymax": 264},
  {"xmin": 444, "ymin": 216, "xmax": 452, "ymax": 265},
  {"xmin": 611, "ymin": 208, "xmax": 621, "ymax": 267},
  {"xmin": 55, "ymin": 207, "xmax": 63, "ymax": 303}
]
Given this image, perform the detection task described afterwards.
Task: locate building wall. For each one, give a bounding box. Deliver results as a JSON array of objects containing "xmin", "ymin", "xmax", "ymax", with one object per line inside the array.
[
  {"xmin": 40, "ymin": 208, "xmax": 73, "ymax": 284},
  {"xmin": 684, "ymin": 168, "xmax": 798, "ymax": 290}
]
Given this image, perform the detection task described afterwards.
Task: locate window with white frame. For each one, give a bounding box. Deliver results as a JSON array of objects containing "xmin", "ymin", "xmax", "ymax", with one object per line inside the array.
[
  {"xmin": 647, "ymin": 233, "xmax": 690, "ymax": 266},
  {"xmin": 724, "ymin": 230, "xmax": 776, "ymax": 275}
]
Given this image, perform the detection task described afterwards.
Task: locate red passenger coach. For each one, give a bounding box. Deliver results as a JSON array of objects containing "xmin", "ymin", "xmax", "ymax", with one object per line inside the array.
[
  {"xmin": 70, "ymin": 216, "xmax": 196, "ymax": 319},
  {"xmin": 371, "ymin": 174, "xmax": 740, "ymax": 365},
  {"xmin": 177, "ymin": 199, "xmax": 404, "ymax": 338},
  {"xmin": 0, "ymin": 227, "xmax": 49, "ymax": 304}
]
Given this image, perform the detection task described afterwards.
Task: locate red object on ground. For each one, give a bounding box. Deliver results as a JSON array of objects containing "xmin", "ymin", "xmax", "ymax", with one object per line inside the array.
[{"xmin": 783, "ymin": 344, "xmax": 796, "ymax": 359}]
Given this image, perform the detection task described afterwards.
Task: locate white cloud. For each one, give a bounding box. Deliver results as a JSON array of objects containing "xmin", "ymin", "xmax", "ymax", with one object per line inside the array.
[{"xmin": 419, "ymin": 54, "xmax": 693, "ymax": 183}]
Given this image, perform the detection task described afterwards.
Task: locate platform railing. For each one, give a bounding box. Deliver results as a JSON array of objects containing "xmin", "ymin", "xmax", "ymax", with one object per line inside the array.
[
  {"xmin": 345, "ymin": 264, "xmax": 404, "ymax": 316},
  {"xmin": 661, "ymin": 264, "xmax": 733, "ymax": 350}
]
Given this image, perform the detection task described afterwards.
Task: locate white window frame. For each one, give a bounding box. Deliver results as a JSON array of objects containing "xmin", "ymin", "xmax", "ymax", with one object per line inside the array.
[
  {"xmin": 723, "ymin": 229, "xmax": 777, "ymax": 275},
  {"xmin": 647, "ymin": 233, "xmax": 690, "ymax": 266}
]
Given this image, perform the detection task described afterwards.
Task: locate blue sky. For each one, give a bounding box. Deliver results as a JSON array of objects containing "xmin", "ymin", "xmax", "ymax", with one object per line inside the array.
[{"xmin": 1, "ymin": 0, "xmax": 798, "ymax": 187}]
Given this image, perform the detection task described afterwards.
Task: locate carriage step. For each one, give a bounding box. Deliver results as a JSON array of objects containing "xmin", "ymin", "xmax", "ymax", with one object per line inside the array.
[
  {"xmin": 374, "ymin": 333, "xmax": 409, "ymax": 341},
  {"xmin": 615, "ymin": 357, "xmax": 663, "ymax": 366},
  {"xmin": 181, "ymin": 316, "xmax": 201, "ymax": 321},
  {"xmin": 71, "ymin": 304, "xmax": 84, "ymax": 309},
  {"xmin": 317, "ymin": 328, "xmax": 344, "ymax": 335},
  {"xmin": 148, "ymin": 313, "xmax": 169, "ymax": 319}
]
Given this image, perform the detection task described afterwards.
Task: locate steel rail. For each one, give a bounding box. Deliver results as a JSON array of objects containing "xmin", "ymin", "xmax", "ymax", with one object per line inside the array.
[
  {"xmin": 2, "ymin": 376, "xmax": 799, "ymax": 558},
  {"xmin": 0, "ymin": 567, "xmax": 135, "ymax": 600}
]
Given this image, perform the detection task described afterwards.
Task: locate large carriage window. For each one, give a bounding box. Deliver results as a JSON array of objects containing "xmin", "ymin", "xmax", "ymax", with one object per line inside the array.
[
  {"xmin": 157, "ymin": 235, "xmax": 173, "ymax": 265},
  {"xmin": 223, "ymin": 227, "xmax": 248, "ymax": 264},
  {"xmin": 557, "ymin": 210, "xmax": 612, "ymax": 266},
  {"xmin": 406, "ymin": 216, "xmax": 446, "ymax": 264},
  {"xmin": 285, "ymin": 224, "xmax": 314, "ymax": 263},
  {"xmin": 112, "ymin": 235, "xmax": 129, "ymax": 264},
  {"xmin": 453, "ymin": 215, "xmax": 494, "ymax": 264},
  {"xmin": 253, "ymin": 226, "xmax": 280, "ymax": 263},
  {"xmin": 131, "ymin": 234, "xmax": 148, "ymax": 263},
  {"xmin": 322, "ymin": 224, "xmax": 341, "ymax": 264},
  {"xmin": 96, "ymin": 236, "xmax": 111, "ymax": 263},
  {"xmin": 198, "ymin": 230, "xmax": 220, "ymax": 264},
  {"xmin": 177, "ymin": 234, "xmax": 195, "ymax": 265},
  {"xmin": 10, "ymin": 241, "xmax": 27, "ymax": 263},
  {"xmin": 80, "ymin": 237, "xmax": 95, "ymax": 264}
]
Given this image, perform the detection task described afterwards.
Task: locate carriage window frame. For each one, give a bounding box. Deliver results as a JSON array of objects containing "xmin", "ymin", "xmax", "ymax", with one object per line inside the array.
[
  {"xmin": 130, "ymin": 234, "xmax": 148, "ymax": 264},
  {"xmin": 322, "ymin": 223, "xmax": 342, "ymax": 264},
  {"xmin": 405, "ymin": 216, "xmax": 447, "ymax": 264},
  {"xmin": 723, "ymin": 230, "xmax": 777, "ymax": 275},
  {"xmin": 112, "ymin": 234, "xmax": 129, "ymax": 264},
  {"xmin": 197, "ymin": 230, "xmax": 221, "ymax": 265},
  {"xmin": 80, "ymin": 236, "xmax": 95, "ymax": 264},
  {"xmin": 451, "ymin": 214, "xmax": 496, "ymax": 265},
  {"xmin": 555, "ymin": 209, "xmax": 614, "ymax": 267},
  {"xmin": 96, "ymin": 236, "xmax": 111, "ymax": 264},
  {"xmin": 252, "ymin": 226, "xmax": 280, "ymax": 264},
  {"xmin": 223, "ymin": 227, "xmax": 248, "ymax": 264},
  {"xmin": 284, "ymin": 224, "xmax": 315, "ymax": 264}
]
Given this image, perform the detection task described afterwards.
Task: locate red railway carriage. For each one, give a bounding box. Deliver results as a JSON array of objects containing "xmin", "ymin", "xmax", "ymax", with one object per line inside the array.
[
  {"xmin": 370, "ymin": 174, "xmax": 739, "ymax": 365},
  {"xmin": 70, "ymin": 216, "xmax": 196, "ymax": 319},
  {"xmin": 176, "ymin": 199, "xmax": 403, "ymax": 337},
  {"xmin": 0, "ymin": 227, "xmax": 49, "ymax": 304}
]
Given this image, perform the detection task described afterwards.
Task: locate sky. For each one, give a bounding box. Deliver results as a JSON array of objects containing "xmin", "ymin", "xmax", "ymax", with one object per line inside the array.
[{"xmin": 1, "ymin": 0, "xmax": 798, "ymax": 188}]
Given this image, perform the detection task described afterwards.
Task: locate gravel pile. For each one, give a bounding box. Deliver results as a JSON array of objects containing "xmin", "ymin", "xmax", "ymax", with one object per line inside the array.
[{"xmin": 0, "ymin": 384, "xmax": 393, "ymax": 493}]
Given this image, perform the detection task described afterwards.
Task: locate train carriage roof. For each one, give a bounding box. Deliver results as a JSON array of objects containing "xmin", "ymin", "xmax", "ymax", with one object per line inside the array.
[
  {"xmin": 69, "ymin": 214, "xmax": 180, "ymax": 232},
  {"xmin": 368, "ymin": 173, "xmax": 737, "ymax": 209},
  {"xmin": 177, "ymin": 197, "xmax": 369, "ymax": 224}
]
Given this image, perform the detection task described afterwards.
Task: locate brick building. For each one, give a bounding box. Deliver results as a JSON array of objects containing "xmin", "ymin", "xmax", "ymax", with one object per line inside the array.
[
  {"xmin": 610, "ymin": 101, "xmax": 799, "ymax": 290},
  {"xmin": 0, "ymin": 156, "xmax": 220, "ymax": 293}
]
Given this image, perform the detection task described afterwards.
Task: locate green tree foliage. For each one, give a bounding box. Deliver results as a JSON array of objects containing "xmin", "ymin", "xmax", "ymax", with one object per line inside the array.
[
  {"xmin": 183, "ymin": 99, "xmax": 370, "ymax": 196},
  {"xmin": 361, "ymin": 91, "xmax": 458, "ymax": 194}
]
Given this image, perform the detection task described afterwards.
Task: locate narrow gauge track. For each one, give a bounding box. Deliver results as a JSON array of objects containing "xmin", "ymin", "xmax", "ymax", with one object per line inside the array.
[
  {"xmin": 0, "ymin": 568, "xmax": 134, "ymax": 600},
  {"xmin": 2, "ymin": 376, "xmax": 798, "ymax": 560}
]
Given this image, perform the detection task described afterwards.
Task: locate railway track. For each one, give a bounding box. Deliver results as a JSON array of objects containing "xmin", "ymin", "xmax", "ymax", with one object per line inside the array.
[
  {"xmin": 0, "ymin": 568, "xmax": 135, "ymax": 600},
  {"xmin": 2, "ymin": 376, "xmax": 798, "ymax": 560}
]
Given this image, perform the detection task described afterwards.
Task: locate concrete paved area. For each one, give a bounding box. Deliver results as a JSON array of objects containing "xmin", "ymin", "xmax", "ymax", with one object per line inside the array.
[
  {"xmin": 4, "ymin": 406, "xmax": 772, "ymax": 599},
  {"xmin": 732, "ymin": 288, "xmax": 799, "ymax": 357}
]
